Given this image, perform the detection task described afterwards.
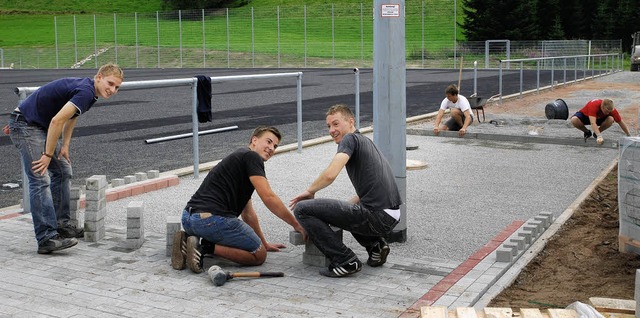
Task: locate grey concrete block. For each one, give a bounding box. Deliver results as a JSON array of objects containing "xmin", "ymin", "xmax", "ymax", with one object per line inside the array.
[
  {"xmin": 127, "ymin": 201, "xmax": 144, "ymax": 218},
  {"xmin": 85, "ymin": 188, "xmax": 106, "ymax": 201},
  {"xmin": 85, "ymin": 198, "xmax": 106, "ymax": 212},
  {"xmin": 147, "ymin": 170, "xmax": 160, "ymax": 179},
  {"xmin": 124, "ymin": 175, "xmax": 137, "ymax": 184},
  {"xmin": 127, "ymin": 218, "xmax": 142, "ymax": 229},
  {"xmin": 86, "ymin": 175, "xmax": 107, "ymax": 191},
  {"xmin": 84, "ymin": 226, "xmax": 105, "ymax": 242},
  {"xmin": 289, "ymin": 231, "xmax": 305, "ymax": 245},
  {"xmin": 495, "ymin": 247, "xmax": 514, "ymax": 262},
  {"xmin": 127, "ymin": 227, "xmax": 144, "ymax": 239},
  {"xmin": 503, "ymin": 243, "xmax": 518, "ymax": 256},
  {"xmin": 539, "ymin": 211, "xmax": 555, "ymax": 224},
  {"xmin": 135, "ymin": 172, "xmax": 148, "ymax": 182},
  {"xmin": 517, "ymin": 229, "xmax": 532, "ymax": 244},
  {"xmin": 84, "ymin": 220, "xmax": 104, "ymax": 232},
  {"xmin": 303, "ymin": 253, "xmax": 331, "ymax": 267},
  {"xmin": 304, "ymin": 241, "xmax": 324, "ymax": 256},
  {"xmin": 527, "ymin": 219, "xmax": 544, "ymax": 234},
  {"xmin": 85, "ymin": 207, "xmax": 107, "ymax": 222},
  {"xmin": 69, "ymin": 199, "xmax": 79, "ymax": 212},
  {"xmin": 523, "ymin": 222, "xmax": 539, "ymax": 238},
  {"xmin": 509, "ymin": 236, "xmax": 525, "ymax": 250},
  {"xmin": 111, "ymin": 178, "xmax": 125, "ymax": 187},
  {"xmin": 70, "ymin": 187, "xmax": 81, "ymax": 200},
  {"xmin": 124, "ymin": 237, "xmax": 144, "ymax": 250}
]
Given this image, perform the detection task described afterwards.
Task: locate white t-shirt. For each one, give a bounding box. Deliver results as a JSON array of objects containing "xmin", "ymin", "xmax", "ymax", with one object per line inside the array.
[{"xmin": 439, "ymin": 94, "xmax": 472, "ymax": 114}]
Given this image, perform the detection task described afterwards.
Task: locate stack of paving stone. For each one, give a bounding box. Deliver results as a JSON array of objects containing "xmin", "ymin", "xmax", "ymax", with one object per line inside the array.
[
  {"xmin": 289, "ymin": 226, "xmax": 343, "ymax": 267},
  {"xmin": 84, "ymin": 175, "xmax": 107, "ymax": 242},
  {"xmin": 165, "ymin": 215, "xmax": 182, "ymax": 257},
  {"xmin": 124, "ymin": 201, "xmax": 145, "ymax": 249},
  {"xmin": 619, "ymin": 137, "xmax": 640, "ymax": 254},
  {"xmin": 69, "ymin": 186, "xmax": 81, "ymax": 227}
]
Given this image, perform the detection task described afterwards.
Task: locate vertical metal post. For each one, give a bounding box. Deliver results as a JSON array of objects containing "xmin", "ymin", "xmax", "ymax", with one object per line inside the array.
[
  {"xmin": 135, "ymin": 12, "xmax": 139, "ymax": 68},
  {"xmin": 354, "ymin": 68, "xmax": 361, "ymax": 130},
  {"xmin": 296, "ymin": 73, "xmax": 303, "ymax": 153},
  {"xmin": 550, "ymin": 58, "xmax": 555, "ymax": 87},
  {"xmin": 360, "ymin": 3, "xmax": 364, "ymax": 67},
  {"xmin": 54, "ymin": 16, "xmax": 59, "ymax": 69},
  {"xmin": 304, "ymin": 6, "xmax": 307, "ymax": 68},
  {"xmin": 202, "ymin": 9, "xmax": 206, "ymax": 68},
  {"xmin": 226, "ymin": 8, "xmax": 230, "ymax": 68},
  {"xmin": 93, "ymin": 15, "xmax": 98, "ymax": 68},
  {"xmin": 114, "ymin": 13, "xmax": 118, "ymax": 64},
  {"xmin": 473, "ymin": 61, "xmax": 477, "ymax": 96},
  {"xmin": 519, "ymin": 61, "xmax": 523, "ymax": 97},
  {"xmin": 331, "ymin": 4, "xmax": 335, "ymax": 67},
  {"xmin": 179, "ymin": 10, "xmax": 183, "ymax": 68},
  {"xmin": 453, "ymin": 0, "xmax": 457, "ymax": 69},
  {"xmin": 421, "ymin": 1, "xmax": 425, "ymax": 68},
  {"xmin": 74, "ymin": 16, "xmax": 78, "ymax": 64},
  {"xmin": 536, "ymin": 60, "xmax": 540, "ymax": 93},
  {"xmin": 252, "ymin": 8, "xmax": 255, "ymax": 68},
  {"xmin": 157, "ymin": 11, "xmax": 160, "ymax": 68},
  {"xmin": 574, "ymin": 57, "xmax": 578, "ymax": 83},
  {"xmin": 191, "ymin": 78, "xmax": 199, "ymax": 178},
  {"xmin": 277, "ymin": 6, "xmax": 281, "ymax": 68},
  {"xmin": 373, "ymin": 1, "xmax": 407, "ymax": 243},
  {"xmin": 498, "ymin": 61, "xmax": 503, "ymax": 102}
]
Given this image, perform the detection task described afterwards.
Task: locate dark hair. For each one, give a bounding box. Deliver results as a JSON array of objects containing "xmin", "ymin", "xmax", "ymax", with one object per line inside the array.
[
  {"xmin": 326, "ymin": 104, "xmax": 354, "ymax": 120},
  {"xmin": 249, "ymin": 126, "xmax": 282, "ymax": 144},
  {"xmin": 445, "ymin": 84, "xmax": 458, "ymax": 96}
]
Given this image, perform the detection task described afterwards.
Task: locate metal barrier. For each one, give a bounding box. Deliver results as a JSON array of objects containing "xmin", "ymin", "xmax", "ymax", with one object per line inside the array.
[
  {"xmin": 497, "ymin": 53, "xmax": 621, "ymax": 101},
  {"xmin": 14, "ymin": 71, "xmax": 303, "ymax": 212}
]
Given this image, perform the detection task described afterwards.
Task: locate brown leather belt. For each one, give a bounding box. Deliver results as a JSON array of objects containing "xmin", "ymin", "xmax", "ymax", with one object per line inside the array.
[{"xmin": 186, "ymin": 206, "xmax": 212, "ymax": 219}]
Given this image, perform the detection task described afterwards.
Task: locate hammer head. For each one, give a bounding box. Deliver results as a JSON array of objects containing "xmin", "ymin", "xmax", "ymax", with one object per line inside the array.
[{"xmin": 208, "ymin": 265, "xmax": 229, "ymax": 286}]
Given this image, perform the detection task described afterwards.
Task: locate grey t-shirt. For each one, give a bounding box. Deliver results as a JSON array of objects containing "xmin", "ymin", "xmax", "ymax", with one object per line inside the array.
[{"xmin": 337, "ymin": 131, "xmax": 402, "ymax": 211}]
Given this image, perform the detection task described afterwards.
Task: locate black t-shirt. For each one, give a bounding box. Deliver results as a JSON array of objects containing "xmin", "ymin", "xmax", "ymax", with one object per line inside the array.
[{"xmin": 186, "ymin": 148, "xmax": 266, "ymax": 217}]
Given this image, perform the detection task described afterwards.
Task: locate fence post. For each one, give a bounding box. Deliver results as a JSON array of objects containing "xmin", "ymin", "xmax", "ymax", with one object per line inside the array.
[
  {"xmin": 114, "ymin": 13, "xmax": 118, "ymax": 64},
  {"xmin": 54, "ymin": 16, "xmax": 59, "ymax": 69},
  {"xmin": 202, "ymin": 9, "xmax": 206, "ymax": 68},
  {"xmin": 304, "ymin": 6, "xmax": 307, "ymax": 68},
  {"xmin": 252, "ymin": 7, "xmax": 255, "ymax": 68},
  {"xmin": 179, "ymin": 10, "xmax": 183, "ymax": 68},
  {"xmin": 277, "ymin": 6, "xmax": 281, "ymax": 68},
  {"xmin": 157, "ymin": 11, "xmax": 160, "ymax": 68},
  {"xmin": 226, "ymin": 8, "xmax": 230, "ymax": 68},
  {"xmin": 74, "ymin": 16, "xmax": 78, "ymax": 64},
  {"xmin": 135, "ymin": 12, "xmax": 139, "ymax": 68},
  {"xmin": 93, "ymin": 15, "xmax": 98, "ymax": 68}
]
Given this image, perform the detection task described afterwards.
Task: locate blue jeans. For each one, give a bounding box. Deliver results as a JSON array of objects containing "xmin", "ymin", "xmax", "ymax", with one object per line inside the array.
[
  {"xmin": 181, "ymin": 210, "xmax": 261, "ymax": 253},
  {"xmin": 8, "ymin": 115, "xmax": 72, "ymax": 245},
  {"xmin": 294, "ymin": 198, "xmax": 399, "ymax": 267}
]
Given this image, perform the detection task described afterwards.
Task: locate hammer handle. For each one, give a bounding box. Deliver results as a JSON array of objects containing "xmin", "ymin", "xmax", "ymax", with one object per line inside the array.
[{"xmin": 230, "ymin": 271, "xmax": 284, "ymax": 278}]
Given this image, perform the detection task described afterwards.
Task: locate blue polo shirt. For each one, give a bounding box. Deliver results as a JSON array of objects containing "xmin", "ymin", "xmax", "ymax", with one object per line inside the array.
[{"xmin": 18, "ymin": 77, "xmax": 98, "ymax": 129}]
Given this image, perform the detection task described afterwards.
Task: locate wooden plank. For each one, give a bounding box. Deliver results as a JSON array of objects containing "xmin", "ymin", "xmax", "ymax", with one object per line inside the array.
[
  {"xmin": 520, "ymin": 308, "xmax": 545, "ymax": 318},
  {"xmin": 589, "ymin": 297, "xmax": 636, "ymax": 314},
  {"xmin": 484, "ymin": 307, "xmax": 513, "ymax": 318},
  {"xmin": 421, "ymin": 306, "xmax": 449, "ymax": 318},
  {"xmin": 546, "ymin": 309, "xmax": 578, "ymax": 318},
  {"xmin": 456, "ymin": 307, "xmax": 479, "ymax": 318}
]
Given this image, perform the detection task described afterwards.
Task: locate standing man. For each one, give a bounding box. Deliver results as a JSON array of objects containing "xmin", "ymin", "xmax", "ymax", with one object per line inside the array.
[
  {"xmin": 6, "ymin": 63, "xmax": 124, "ymax": 254},
  {"xmin": 174, "ymin": 126, "xmax": 307, "ymax": 273},
  {"xmin": 289, "ymin": 104, "xmax": 402, "ymax": 278},
  {"xmin": 570, "ymin": 98, "xmax": 631, "ymax": 144},
  {"xmin": 433, "ymin": 84, "xmax": 474, "ymax": 137}
]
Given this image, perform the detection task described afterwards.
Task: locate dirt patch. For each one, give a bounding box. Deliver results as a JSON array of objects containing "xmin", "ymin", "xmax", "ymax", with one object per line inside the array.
[{"xmin": 488, "ymin": 165, "xmax": 640, "ymax": 308}]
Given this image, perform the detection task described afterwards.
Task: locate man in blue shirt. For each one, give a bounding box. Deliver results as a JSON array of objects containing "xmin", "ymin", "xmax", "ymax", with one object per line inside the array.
[{"xmin": 6, "ymin": 63, "xmax": 123, "ymax": 254}]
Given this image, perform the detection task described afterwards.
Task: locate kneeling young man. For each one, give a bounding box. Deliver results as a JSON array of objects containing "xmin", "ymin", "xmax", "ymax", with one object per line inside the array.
[
  {"xmin": 433, "ymin": 84, "xmax": 474, "ymax": 137},
  {"xmin": 570, "ymin": 98, "xmax": 631, "ymax": 144},
  {"xmin": 173, "ymin": 126, "xmax": 306, "ymax": 273},
  {"xmin": 290, "ymin": 104, "xmax": 402, "ymax": 278}
]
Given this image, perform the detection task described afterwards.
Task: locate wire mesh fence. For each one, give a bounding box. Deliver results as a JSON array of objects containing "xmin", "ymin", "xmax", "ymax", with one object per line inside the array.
[{"xmin": 0, "ymin": 2, "xmax": 622, "ymax": 70}]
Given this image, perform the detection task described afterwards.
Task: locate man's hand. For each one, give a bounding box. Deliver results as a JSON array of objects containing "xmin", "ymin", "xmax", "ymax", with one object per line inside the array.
[
  {"xmin": 459, "ymin": 128, "xmax": 466, "ymax": 137},
  {"xmin": 433, "ymin": 127, "xmax": 440, "ymax": 135},
  {"xmin": 289, "ymin": 190, "xmax": 314, "ymax": 209},
  {"xmin": 596, "ymin": 136, "xmax": 604, "ymax": 145},
  {"xmin": 265, "ymin": 242, "xmax": 287, "ymax": 252},
  {"xmin": 293, "ymin": 225, "xmax": 308, "ymax": 241},
  {"xmin": 32, "ymin": 155, "xmax": 52, "ymax": 175}
]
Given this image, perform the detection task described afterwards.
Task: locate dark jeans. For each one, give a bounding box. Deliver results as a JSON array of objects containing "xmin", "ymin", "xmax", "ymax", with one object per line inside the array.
[{"xmin": 294, "ymin": 198, "xmax": 398, "ymax": 266}]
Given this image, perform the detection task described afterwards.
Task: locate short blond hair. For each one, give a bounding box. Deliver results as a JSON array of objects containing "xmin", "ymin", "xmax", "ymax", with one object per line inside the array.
[
  {"xmin": 601, "ymin": 99, "xmax": 614, "ymax": 111},
  {"xmin": 96, "ymin": 63, "xmax": 124, "ymax": 81},
  {"xmin": 326, "ymin": 104, "xmax": 354, "ymax": 120}
]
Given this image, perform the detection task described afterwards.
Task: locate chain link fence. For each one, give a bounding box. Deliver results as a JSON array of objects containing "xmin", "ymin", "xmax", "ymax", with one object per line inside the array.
[{"xmin": 0, "ymin": 2, "xmax": 622, "ymax": 70}]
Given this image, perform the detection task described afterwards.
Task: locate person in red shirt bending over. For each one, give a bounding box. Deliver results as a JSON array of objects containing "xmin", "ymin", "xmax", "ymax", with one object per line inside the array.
[{"xmin": 570, "ymin": 98, "xmax": 631, "ymax": 145}]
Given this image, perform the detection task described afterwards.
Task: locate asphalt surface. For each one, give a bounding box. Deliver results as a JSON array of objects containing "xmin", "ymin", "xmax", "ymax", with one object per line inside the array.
[{"xmin": 0, "ymin": 67, "xmax": 602, "ymax": 208}]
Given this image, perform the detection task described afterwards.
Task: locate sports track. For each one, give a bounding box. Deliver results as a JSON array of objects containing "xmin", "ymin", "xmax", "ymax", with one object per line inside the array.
[{"xmin": 0, "ymin": 67, "xmax": 575, "ymax": 208}]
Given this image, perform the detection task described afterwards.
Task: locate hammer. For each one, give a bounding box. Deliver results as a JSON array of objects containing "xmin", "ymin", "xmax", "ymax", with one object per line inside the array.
[{"xmin": 207, "ymin": 265, "xmax": 284, "ymax": 286}]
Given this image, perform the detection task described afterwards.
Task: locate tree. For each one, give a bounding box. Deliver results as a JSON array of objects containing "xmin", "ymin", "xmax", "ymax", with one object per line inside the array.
[
  {"xmin": 461, "ymin": 0, "xmax": 538, "ymax": 41},
  {"xmin": 162, "ymin": 0, "xmax": 249, "ymax": 11}
]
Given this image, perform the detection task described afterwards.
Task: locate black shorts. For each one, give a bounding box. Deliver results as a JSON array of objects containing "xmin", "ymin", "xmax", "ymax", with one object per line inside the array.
[
  {"xmin": 572, "ymin": 111, "xmax": 609, "ymax": 126},
  {"xmin": 444, "ymin": 113, "xmax": 473, "ymax": 131}
]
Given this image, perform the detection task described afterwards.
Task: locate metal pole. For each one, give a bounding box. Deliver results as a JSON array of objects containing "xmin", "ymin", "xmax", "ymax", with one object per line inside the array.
[
  {"xmin": 202, "ymin": 9, "xmax": 206, "ymax": 68},
  {"xmin": 74, "ymin": 16, "xmax": 78, "ymax": 64},
  {"xmin": 354, "ymin": 68, "xmax": 361, "ymax": 130},
  {"xmin": 498, "ymin": 61, "xmax": 503, "ymax": 102},
  {"xmin": 473, "ymin": 61, "xmax": 477, "ymax": 96},
  {"xmin": 453, "ymin": 0, "xmax": 457, "ymax": 69},
  {"xmin": 135, "ymin": 12, "xmax": 139, "ymax": 68},
  {"xmin": 191, "ymin": 78, "xmax": 199, "ymax": 178},
  {"xmin": 252, "ymin": 8, "xmax": 255, "ymax": 68},
  {"xmin": 373, "ymin": 0, "xmax": 407, "ymax": 242},
  {"xmin": 114, "ymin": 13, "xmax": 118, "ymax": 64},
  {"xmin": 54, "ymin": 16, "xmax": 59, "ymax": 69},
  {"xmin": 332, "ymin": 4, "xmax": 335, "ymax": 67},
  {"xmin": 536, "ymin": 60, "xmax": 540, "ymax": 93},
  {"xmin": 296, "ymin": 72, "xmax": 303, "ymax": 153},
  {"xmin": 421, "ymin": 1, "xmax": 425, "ymax": 68},
  {"xmin": 93, "ymin": 15, "xmax": 98, "ymax": 68},
  {"xmin": 179, "ymin": 10, "xmax": 183, "ymax": 68},
  {"xmin": 361, "ymin": 3, "xmax": 364, "ymax": 67},
  {"xmin": 519, "ymin": 61, "xmax": 523, "ymax": 97},
  {"xmin": 145, "ymin": 126, "xmax": 238, "ymax": 144},
  {"xmin": 226, "ymin": 8, "xmax": 230, "ymax": 68},
  {"xmin": 304, "ymin": 6, "xmax": 307, "ymax": 68},
  {"xmin": 277, "ymin": 6, "xmax": 281, "ymax": 68},
  {"xmin": 157, "ymin": 11, "xmax": 160, "ymax": 68}
]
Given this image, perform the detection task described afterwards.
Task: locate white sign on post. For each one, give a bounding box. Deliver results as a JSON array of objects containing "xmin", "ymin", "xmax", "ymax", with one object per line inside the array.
[{"xmin": 381, "ymin": 4, "xmax": 400, "ymax": 17}]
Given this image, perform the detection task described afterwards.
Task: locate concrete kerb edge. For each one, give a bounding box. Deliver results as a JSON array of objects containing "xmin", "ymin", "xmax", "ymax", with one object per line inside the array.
[{"xmin": 473, "ymin": 157, "xmax": 619, "ymax": 308}]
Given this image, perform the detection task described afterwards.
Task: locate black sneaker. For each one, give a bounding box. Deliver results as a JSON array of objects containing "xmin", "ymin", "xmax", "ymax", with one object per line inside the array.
[
  {"xmin": 366, "ymin": 239, "xmax": 390, "ymax": 267},
  {"xmin": 186, "ymin": 235, "xmax": 204, "ymax": 273},
  {"xmin": 319, "ymin": 259, "xmax": 362, "ymax": 278},
  {"xmin": 171, "ymin": 230, "xmax": 187, "ymax": 270},
  {"xmin": 37, "ymin": 235, "xmax": 78, "ymax": 254},
  {"xmin": 58, "ymin": 225, "xmax": 84, "ymax": 238},
  {"xmin": 583, "ymin": 130, "xmax": 592, "ymax": 142}
]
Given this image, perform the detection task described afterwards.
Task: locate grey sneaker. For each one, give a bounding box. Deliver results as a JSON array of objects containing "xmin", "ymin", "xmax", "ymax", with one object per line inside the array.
[
  {"xmin": 319, "ymin": 259, "xmax": 362, "ymax": 278},
  {"xmin": 186, "ymin": 236, "xmax": 204, "ymax": 273},
  {"xmin": 366, "ymin": 239, "xmax": 390, "ymax": 267},
  {"xmin": 37, "ymin": 235, "xmax": 78, "ymax": 254},
  {"xmin": 171, "ymin": 230, "xmax": 187, "ymax": 270}
]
